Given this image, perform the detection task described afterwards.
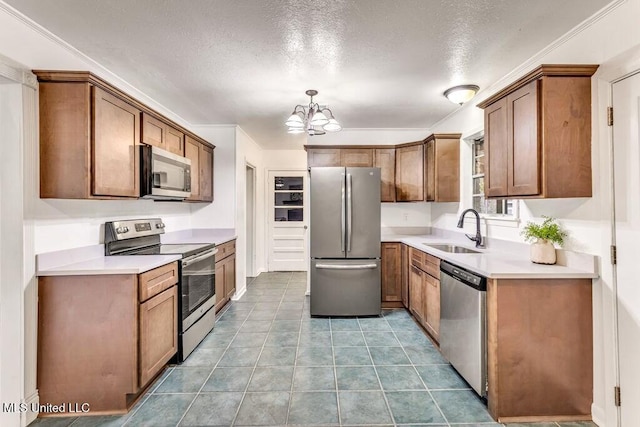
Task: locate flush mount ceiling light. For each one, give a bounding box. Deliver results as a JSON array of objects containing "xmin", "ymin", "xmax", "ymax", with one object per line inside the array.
[
  {"xmin": 443, "ymin": 84, "xmax": 480, "ymax": 105},
  {"xmin": 285, "ymin": 90, "xmax": 342, "ymax": 136}
]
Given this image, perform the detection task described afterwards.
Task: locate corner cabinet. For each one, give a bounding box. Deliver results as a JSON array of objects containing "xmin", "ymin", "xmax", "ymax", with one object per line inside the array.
[
  {"xmin": 477, "ymin": 64, "xmax": 598, "ymax": 199},
  {"xmin": 34, "ymin": 70, "xmax": 215, "ymax": 202},
  {"xmin": 37, "ymin": 262, "xmax": 179, "ymax": 414},
  {"xmin": 214, "ymin": 239, "xmax": 237, "ymax": 313},
  {"xmin": 395, "ymin": 143, "xmax": 424, "ymax": 201},
  {"xmin": 374, "ymin": 148, "xmax": 396, "ymax": 202},
  {"xmin": 424, "ymin": 134, "xmax": 461, "ymax": 202}
]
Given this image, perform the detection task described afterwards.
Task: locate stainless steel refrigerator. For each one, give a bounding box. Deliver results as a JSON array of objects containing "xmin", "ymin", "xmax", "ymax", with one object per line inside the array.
[{"xmin": 310, "ymin": 167, "xmax": 381, "ymax": 316}]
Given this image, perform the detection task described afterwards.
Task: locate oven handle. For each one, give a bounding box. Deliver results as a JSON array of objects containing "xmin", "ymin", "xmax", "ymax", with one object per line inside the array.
[{"xmin": 182, "ymin": 248, "xmax": 218, "ymax": 267}]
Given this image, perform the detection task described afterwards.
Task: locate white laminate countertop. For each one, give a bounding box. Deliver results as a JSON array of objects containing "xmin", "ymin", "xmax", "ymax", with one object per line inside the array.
[
  {"xmin": 383, "ymin": 234, "xmax": 599, "ymax": 279},
  {"xmin": 37, "ymin": 228, "xmax": 237, "ymax": 277}
]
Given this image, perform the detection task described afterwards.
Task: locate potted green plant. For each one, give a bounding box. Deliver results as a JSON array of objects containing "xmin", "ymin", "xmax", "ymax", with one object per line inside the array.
[{"xmin": 520, "ymin": 216, "xmax": 567, "ymax": 264}]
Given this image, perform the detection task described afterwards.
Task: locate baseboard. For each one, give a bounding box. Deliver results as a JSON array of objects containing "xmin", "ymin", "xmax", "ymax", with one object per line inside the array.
[
  {"xmin": 231, "ymin": 287, "xmax": 246, "ymax": 301},
  {"xmin": 22, "ymin": 390, "xmax": 39, "ymax": 426},
  {"xmin": 255, "ymin": 267, "xmax": 267, "ymax": 276},
  {"xmin": 591, "ymin": 402, "xmax": 607, "ymax": 427}
]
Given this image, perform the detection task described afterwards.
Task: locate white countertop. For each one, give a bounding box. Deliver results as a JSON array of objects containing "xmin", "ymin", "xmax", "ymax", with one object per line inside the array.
[
  {"xmin": 37, "ymin": 228, "xmax": 237, "ymax": 276},
  {"xmin": 383, "ymin": 233, "xmax": 598, "ymax": 279}
]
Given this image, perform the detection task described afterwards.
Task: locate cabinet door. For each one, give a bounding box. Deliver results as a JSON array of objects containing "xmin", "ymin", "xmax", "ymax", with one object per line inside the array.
[
  {"xmin": 307, "ymin": 148, "xmax": 341, "ymax": 167},
  {"xmin": 401, "ymin": 244, "xmax": 409, "ymax": 308},
  {"xmin": 484, "ymin": 97, "xmax": 509, "ymax": 197},
  {"xmin": 225, "ymin": 254, "xmax": 236, "ymax": 299},
  {"xmin": 381, "ymin": 243, "xmax": 402, "ymax": 302},
  {"xmin": 141, "ymin": 112, "xmax": 166, "ymax": 150},
  {"xmin": 507, "ymin": 80, "xmax": 540, "ymax": 196},
  {"xmin": 424, "ymin": 140, "xmax": 435, "ymax": 201},
  {"xmin": 214, "ymin": 260, "xmax": 227, "ymax": 313},
  {"xmin": 435, "ymin": 138, "xmax": 460, "ymax": 202},
  {"xmin": 409, "ymin": 266, "xmax": 425, "ymax": 324},
  {"xmin": 424, "ymin": 274, "xmax": 440, "ymax": 342},
  {"xmin": 185, "ymin": 136, "xmax": 201, "ymax": 201},
  {"xmin": 139, "ymin": 286, "xmax": 177, "ymax": 386},
  {"xmin": 92, "ymin": 87, "xmax": 140, "ymax": 197},
  {"xmin": 395, "ymin": 145, "xmax": 424, "ymax": 201},
  {"xmin": 165, "ymin": 126, "xmax": 185, "ymax": 156},
  {"xmin": 341, "ymin": 148, "xmax": 373, "ymax": 167},
  {"xmin": 374, "ymin": 148, "xmax": 396, "ymax": 202},
  {"xmin": 200, "ymin": 144, "xmax": 214, "ymax": 202}
]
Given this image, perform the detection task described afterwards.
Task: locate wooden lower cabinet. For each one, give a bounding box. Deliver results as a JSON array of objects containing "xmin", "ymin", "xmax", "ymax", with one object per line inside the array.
[
  {"xmin": 37, "ymin": 262, "xmax": 178, "ymax": 414},
  {"xmin": 401, "ymin": 244, "xmax": 409, "ymax": 308},
  {"xmin": 408, "ymin": 265, "xmax": 425, "ymax": 324},
  {"xmin": 214, "ymin": 239, "xmax": 237, "ymax": 313},
  {"xmin": 408, "ymin": 247, "xmax": 440, "ymax": 343},
  {"xmin": 424, "ymin": 273, "xmax": 440, "ymax": 341},
  {"xmin": 381, "ymin": 242, "xmax": 402, "ymax": 308}
]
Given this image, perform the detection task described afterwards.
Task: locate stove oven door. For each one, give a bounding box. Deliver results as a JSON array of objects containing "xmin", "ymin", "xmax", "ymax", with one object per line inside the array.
[{"xmin": 181, "ymin": 247, "xmax": 217, "ymax": 331}]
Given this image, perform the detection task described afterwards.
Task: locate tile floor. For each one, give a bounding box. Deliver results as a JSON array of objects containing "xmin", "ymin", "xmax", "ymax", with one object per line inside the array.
[{"xmin": 32, "ymin": 272, "xmax": 598, "ymax": 427}]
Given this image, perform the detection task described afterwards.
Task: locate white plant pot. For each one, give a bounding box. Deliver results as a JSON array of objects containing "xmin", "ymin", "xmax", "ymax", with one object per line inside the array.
[{"xmin": 530, "ymin": 239, "xmax": 557, "ymax": 265}]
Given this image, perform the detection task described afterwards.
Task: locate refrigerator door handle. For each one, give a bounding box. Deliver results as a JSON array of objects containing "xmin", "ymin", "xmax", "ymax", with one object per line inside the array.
[
  {"xmin": 346, "ymin": 173, "xmax": 353, "ymax": 252},
  {"xmin": 341, "ymin": 174, "xmax": 346, "ymax": 253},
  {"xmin": 316, "ymin": 263, "xmax": 378, "ymax": 270}
]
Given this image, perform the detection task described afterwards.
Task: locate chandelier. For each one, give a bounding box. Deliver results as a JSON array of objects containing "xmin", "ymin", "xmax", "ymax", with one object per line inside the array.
[{"xmin": 285, "ymin": 90, "xmax": 342, "ymax": 136}]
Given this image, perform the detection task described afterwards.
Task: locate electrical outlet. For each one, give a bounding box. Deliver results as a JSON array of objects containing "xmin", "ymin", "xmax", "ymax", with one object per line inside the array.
[{"xmin": 403, "ymin": 213, "xmax": 409, "ymax": 222}]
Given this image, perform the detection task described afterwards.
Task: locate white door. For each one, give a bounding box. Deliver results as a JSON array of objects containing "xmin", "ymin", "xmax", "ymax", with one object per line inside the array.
[
  {"xmin": 267, "ymin": 170, "xmax": 308, "ymax": 271},
  {"xmin": 612, "ymin": 71, "xmax": 640, "ymax": 427}
]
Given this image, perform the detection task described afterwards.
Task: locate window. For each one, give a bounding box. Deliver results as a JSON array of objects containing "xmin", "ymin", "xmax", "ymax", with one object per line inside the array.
[
  {"xmin": 472, "ymin": 138, "xmax": 515, "ymax": 216},
  {"xmin": 273, "ymin": 176, "xmax": 304, "ymax": 222}
]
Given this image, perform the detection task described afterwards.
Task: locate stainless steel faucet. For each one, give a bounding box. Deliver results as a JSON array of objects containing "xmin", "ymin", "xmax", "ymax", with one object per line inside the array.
[{"xmin": 457, "ymin": 208, "xmax": 485, "ymax": 248}]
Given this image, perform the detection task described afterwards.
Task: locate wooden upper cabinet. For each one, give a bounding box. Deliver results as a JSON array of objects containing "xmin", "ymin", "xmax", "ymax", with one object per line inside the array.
[
  {"xmin": 141, "ymin": 113, "xmax": 185, "ymax": 156},
  {"xmin": 341, "ymin": 148, "xmax": 373, "ymax": 167},
  {"xmin": 374, "ymin": 148, "xmax": 396, "ymax": 202},
  {"xmin": 165, "ymin": 126, "xmax": 185, "ymax": 156},
  {"xmin": 478, "ymin": 64, "xmax": 598, "ymax": 199},
  {"xmin": 200, "ymin": 144, "xmax": 214, "ymax": 202},
  {"xmin": 92, "ymin": 87, "xmax": 140, "ymax": 198},
  {"xmin": 307, "ymin": 148, "xmax": 341, "ymax": 167},
  {"xmin": 185, "ymin": 136, "xmax": 201, "ymax": 201},
  {"xmin": 395, "ymin": 143, "xmax": 424, "ymax": 201},
  {"xmin": 424, "ymin": 134, "xmax": 460, "ymax": 202}
]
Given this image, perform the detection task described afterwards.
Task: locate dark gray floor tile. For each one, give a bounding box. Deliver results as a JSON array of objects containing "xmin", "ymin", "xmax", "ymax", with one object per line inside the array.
[
  {"xmin": 180, "ymin": 347, "xmax": 225, "ymax": 367},
  {"xmin": 385, "ymin": 390, "xmax": 446, "ymax": 424},
  {"xmin": 394, "ymin": 329, "xmax": 434, "ymax": 346},
  {"xmin": 334, "ymin": 346, "xmax": 373, "ymax": 365},
  {"xmin": 336, "ymin": 366, "xmax": 381, "ymax": 390},
  {"xmin": 275, "ymin": 309, "xmax": 303, "ymax": 320},
  {"xmin": 369, "ymin": 346, "xmax": 412, "ymax": 365},
  {"xmin": 253, "ymin": 301, "xmax": 281, "ymax": 310},
  {"xmin": 332, "ymin": 331, "xmax": 366, "ymax": 346},
  {"xmin": 294, "ymin": 366, "xmax": 336, "ymax": 391},
  {"xmin": 382, "ymin": 309, "xmax": 411, "ymax": 319},
  {"xmin": 125, "ymin": 394, "xmax": 194, "ymax": 427},
  {"xmin": 30, "ymin": 418, "xmax": 78, "ymax": 427},
  {"xmin": 69, "ymin": 415, "xmax": 128, "ymax": 426},
  {"xmin": 229, "ymin": 332, "xmax": 268, "ymax": 347},
  {"xmin": 265, "ymin": 331, "xmax": 300, "ymax": 347},
  {"xmin": 296, "ymin": 346, "xmax": 334, "ymax": 366},
  {"xmin": 358, "ymin": 317, "xmax": 392, "ymax": 331},
  {"xmin": 234, "ymin": 391, "xmax": 290, "ymax": 426},
  {"xmin": 271, "ymin": 319, "xmax": 302, "ymax": 332},
  {"xmin": 197, "ymin": 332, "xmax": 235, "ymax": 349},
  {"xmin": 377, "ymin": 366, "xmax": 425, "ymax": 390},
  {"xmin": 301, "ymin": 318, "xmax": 331, "ymax": 331},
  {"xmin": 338, "ymin": 391, "xmax": 393, "ymax": 425},
  {"xmin": 179, "ymin": 392, "xmax": 242, "ymax": 426},
  {"xmin": 298, "ymin": 330, "xmax": 332, "ymax": 347},
  {"xmin": 247, "ymin": 366, "xmax": 294, "ymax": 391},
  {"xmin": 257, "ymin": 346, "xmax": 297, "ymax": 366},
  {"xmin": 212, "ymin": 320, "xmax": 245, "ymax": 334},
  {"xmin": 247, "ymin": 310, "xmax": 277, "ymax": 321},
  {"xmin": 431, "ymin": 389, "xmax": 494, "ymax": 423},
  {"xmin": 416, "ymin": 364, "xmax": 470, "ymax": 390},
  {"xmin": 238, "ymin": 320, "xmax": 273, "ymax": 333},
  {"xmin": 330, "ymin": 318, "xmax": 360, "ymax": 331},
  {"xmin": 288, "ymin": 392, "xmax": 339, "ymax": 425},
  {"xmin": 216, "ymin": 347, "xmax": 261, "ymax": 367},
  {"xmin": 218, "ymin": 310, "xmax": 250, "ymax": 322},
  {"xmin": 154, "ymin": 367, "xmax": 211, "ymax": 393},
  {"xmin": 364, "ymin": 331, "xmax": 401, "ymax": 346},
  {"xmin": 404, "ymin": 345, "xmax": 447, "ymax": 365},
  {"xmin": 201, "ymin": 367, "xmax": 253, "ymax": 391},
  {"xmin": 387, "ymin": 318, "xmax": 420, "ymax": 331},
  {"xmin": 280, "ymin": 301, "xmax": 305, "ymax": 310},
  {"xmin": 149, "ymin": 366, "xmax": 174, "ymax": 392}
]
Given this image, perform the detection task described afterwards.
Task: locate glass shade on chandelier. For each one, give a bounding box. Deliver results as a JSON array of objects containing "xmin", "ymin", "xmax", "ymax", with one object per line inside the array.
[{"xmin": 285, "ymin": 90, "xmax": 342, "ymax": 136}]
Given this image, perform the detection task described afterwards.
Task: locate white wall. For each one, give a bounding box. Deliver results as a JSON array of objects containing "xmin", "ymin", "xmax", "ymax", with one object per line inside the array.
[{"xmin": 428, "ymin": 1, "xmax": 640, "ymax": 425}]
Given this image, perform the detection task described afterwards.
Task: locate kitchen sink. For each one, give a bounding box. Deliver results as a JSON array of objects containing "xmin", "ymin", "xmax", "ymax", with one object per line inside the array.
[{"xmin": 422, "ymin": 243, "xmax": 482, "ymax": 254}]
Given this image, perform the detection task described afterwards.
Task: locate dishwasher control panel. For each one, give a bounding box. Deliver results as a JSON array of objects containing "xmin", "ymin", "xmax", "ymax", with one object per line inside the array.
[{"xmin": 440, "ymin": 261, "xmax": 486, "ymax": 291}]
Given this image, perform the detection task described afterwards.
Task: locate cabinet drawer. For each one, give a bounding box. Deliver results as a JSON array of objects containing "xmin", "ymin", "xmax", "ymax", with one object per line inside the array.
[
  {"xmin": 409, "ymin": 247, "xmax": 425, "ymax": 271},
  {"xmin": 424, "ymin": 253, "xmax": 440, "ymax": 279},
  {"xmin": 139, "ymin": 261, "xmax": 179, "ymax": 302},
  {"xmin": 216, "ymin": 240, "xmax": 236, "ymax": 261}
]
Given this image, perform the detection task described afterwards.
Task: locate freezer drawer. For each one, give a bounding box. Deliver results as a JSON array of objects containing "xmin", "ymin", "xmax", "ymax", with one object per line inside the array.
[{"xmin": 310, "ymin": 259, "xmax": 381, "ymax": 317}]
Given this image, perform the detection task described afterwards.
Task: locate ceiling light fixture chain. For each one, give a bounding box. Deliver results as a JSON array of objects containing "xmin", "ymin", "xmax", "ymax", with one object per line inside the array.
[{"xmin": 285, "ymin": 89, "xmax": 342, "ymax": 136}]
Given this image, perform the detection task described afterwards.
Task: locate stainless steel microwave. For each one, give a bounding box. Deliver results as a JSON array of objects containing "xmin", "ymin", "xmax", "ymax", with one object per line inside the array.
[{"xmin": 140, "ymin": 145, "xmax": 191, "ymax": 200}]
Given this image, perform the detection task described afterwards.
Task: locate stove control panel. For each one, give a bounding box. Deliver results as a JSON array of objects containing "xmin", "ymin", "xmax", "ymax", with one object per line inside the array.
[{"xmin": 105, "ymin": 218, "xmax": 165, "ymax": 242}]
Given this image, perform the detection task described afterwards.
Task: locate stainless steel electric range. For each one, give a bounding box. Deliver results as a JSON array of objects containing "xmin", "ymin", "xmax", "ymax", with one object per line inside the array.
[{"xmin": 104, "ymin": 218, "xmax": 216, "ymax": 362}]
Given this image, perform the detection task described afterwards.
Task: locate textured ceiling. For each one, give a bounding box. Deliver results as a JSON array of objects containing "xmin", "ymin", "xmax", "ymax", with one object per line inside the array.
[{"xmin": 7, "ymin": 0, "xmax": 610, "ymax": 149}]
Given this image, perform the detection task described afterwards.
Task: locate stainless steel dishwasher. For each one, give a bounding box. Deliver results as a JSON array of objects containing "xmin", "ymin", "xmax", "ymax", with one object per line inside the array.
[{"xmin": 439, "ymin": 261, "xmax": 487, "ymax": 398}]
